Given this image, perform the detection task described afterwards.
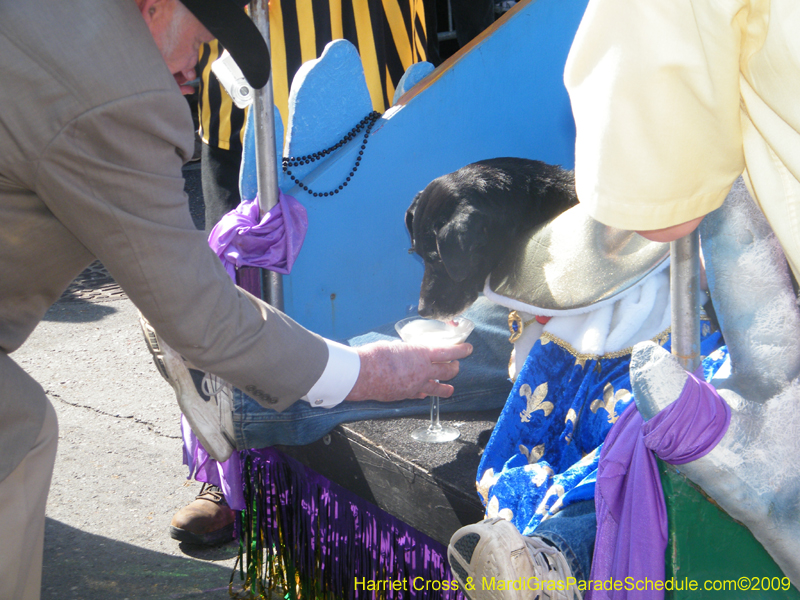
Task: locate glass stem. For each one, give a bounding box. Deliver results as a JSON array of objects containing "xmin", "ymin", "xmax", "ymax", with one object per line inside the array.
[{"xmin": 429, "ymin": 396, "xmax": 442, "ymax": 432}]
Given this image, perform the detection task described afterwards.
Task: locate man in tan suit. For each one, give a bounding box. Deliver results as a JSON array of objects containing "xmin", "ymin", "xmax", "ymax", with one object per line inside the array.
[{"xmin": 0, "ymin": 1, "xmax": 470, "ymax": 597}]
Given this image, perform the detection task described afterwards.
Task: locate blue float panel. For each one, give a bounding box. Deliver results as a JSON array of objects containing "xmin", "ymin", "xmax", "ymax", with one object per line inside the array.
[{"xmin": 269, "ymin": 0, "xmax": 589, "ymax": 339}]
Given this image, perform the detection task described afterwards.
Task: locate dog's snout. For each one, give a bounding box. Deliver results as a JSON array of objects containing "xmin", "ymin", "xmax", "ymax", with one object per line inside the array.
[{"xmin": 417, "ymin": 298, "xmax": 433, "ymax": 318}]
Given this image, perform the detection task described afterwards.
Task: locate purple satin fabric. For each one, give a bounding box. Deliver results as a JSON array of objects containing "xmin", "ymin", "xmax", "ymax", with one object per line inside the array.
[
  {"xmin": 207, "ymin": 192, "xmax": 308, "ymax": 280},
  {"xmin": 181, "ymin": 415, "xmax": 245, "ymax": 510},
  {"xmin": 587, "ymin": 371, "xmax": 731, "ymax": 600},
  {"xmin": 180, "ymin": 192, "xmax": 307, "ymax": 511}
]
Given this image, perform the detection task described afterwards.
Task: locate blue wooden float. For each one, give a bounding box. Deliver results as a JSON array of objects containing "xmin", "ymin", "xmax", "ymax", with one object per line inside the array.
[
  {"xmin": 241, "ymin": 0, "xmax": 587, "ymax": 340},
  {"xmin": 237, "ymin": 0, "xmax": 796, "ymax": 596}
]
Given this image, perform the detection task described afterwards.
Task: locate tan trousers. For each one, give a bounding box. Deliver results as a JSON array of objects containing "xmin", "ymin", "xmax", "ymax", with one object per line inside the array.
[{"xmin": 0, "ymin": 399, "xmax": 58, "ymax": 600}]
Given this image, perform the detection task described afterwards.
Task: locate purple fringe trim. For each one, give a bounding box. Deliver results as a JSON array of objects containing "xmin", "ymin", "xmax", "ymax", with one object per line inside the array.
[{"xmin": 235, "ymin": 447, "xmax": 465, "ymax": 600}]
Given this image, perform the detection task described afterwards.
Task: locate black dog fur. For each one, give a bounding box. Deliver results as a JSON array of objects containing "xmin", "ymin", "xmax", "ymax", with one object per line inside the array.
[{"xmin": 406, "ymin": 157, "xmax": 578, "ymax": 319}]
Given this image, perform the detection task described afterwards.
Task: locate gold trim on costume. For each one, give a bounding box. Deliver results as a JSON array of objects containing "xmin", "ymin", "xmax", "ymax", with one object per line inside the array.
[
  {"xmin": 538, "ymin": 328, "xmax": 672, "ymax": 362},
  {"xmin": 532, "ymin": 314, "xmax": 710, "ymax": 363}
]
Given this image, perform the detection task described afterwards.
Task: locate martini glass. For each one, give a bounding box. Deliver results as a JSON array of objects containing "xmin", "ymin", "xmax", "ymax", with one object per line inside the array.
[{"xmin": 395, "ymin": 316, "xmax": 475, "ymax": 442}]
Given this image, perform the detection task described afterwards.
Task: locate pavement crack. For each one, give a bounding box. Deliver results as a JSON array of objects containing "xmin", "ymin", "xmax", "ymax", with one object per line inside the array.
[{"xmin": 47, "ymin": 391, "xmax": 181, "ymax": 440}]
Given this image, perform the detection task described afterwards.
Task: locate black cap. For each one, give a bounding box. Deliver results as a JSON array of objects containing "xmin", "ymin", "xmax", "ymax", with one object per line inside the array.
[{"xmin": 179, "ymin": 0, "xmax": 271, "ymax": 89}]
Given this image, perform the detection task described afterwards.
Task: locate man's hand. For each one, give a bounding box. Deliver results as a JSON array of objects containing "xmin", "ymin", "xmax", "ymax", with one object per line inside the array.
[
  {"xmin": 174, "ymin": 69, "xmax": 197, "ymax": 95},
  {"xmin": 637, "ymin": 215, "xmax": 704, "ymax": 243},
  {"xmin": 345, "ymin": 341, "xmax": 473, "ymax": 402}
]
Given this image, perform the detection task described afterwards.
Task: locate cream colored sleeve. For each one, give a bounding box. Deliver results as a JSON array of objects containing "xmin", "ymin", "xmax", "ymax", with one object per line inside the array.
[{"xmin": 564, "ymin": 0, "xmax": 747, "ymax": 231}]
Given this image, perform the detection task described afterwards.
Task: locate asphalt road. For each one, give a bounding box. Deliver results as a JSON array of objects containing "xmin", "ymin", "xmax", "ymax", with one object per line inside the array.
[{"xmin": 11, "ymin": 164, "xmax": 255, "ymax": 600}]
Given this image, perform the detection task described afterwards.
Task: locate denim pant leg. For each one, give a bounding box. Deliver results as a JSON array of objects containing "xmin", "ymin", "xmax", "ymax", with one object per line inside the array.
[
  {"xmin": 532, "ymin": 499, "xmax": 596, "ymax": 583},
  {"xmin": 233, "ymin": 297, "xmax": 513, "ymax": 449}
]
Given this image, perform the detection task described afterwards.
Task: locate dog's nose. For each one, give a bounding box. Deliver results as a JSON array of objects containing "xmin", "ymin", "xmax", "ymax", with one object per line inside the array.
[{"xmin": 417, "ymin": 298, "xmax": 433, "ymax": 318}]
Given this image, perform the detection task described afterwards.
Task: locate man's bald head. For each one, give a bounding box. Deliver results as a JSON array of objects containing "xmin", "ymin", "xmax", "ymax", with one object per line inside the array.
[
  {"xmin": 135, "ymin": 0, "xmax": 213, "ymax": 93},
  {"xmin": 135, "ymin": 0, "xmax": 269, "ymax": 92}
]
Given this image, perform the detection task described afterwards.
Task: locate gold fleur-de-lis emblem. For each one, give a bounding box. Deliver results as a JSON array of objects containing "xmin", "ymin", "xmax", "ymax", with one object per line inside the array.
[
  {"xmin": 519, "ymin": 382, "xmax": 554, "ymax": 422},
  {"xmin": 476, "ymin": 469, "xmax": 498, "ymax": 505},
  {"xmin": 590, "ymin": 382, "xmax": 631, "ymax": 424},
  {"xmin": 486, "ymin": 496, "xmax": 514, "ymax": 521},
  {"xmin": 535, "ymin": 484, "xmax": 565, "ymax": 516},
  {"xmin": 547, "ymin": 495, "xmax": 565, "ymax": 517},
  {"xmin": 519, "ymin": 443, "xmax": 545, "ymax": 464},
  {"xmin": 527, "ymin": 463, "xmax": 555, "ymax": 487},
  {"xmin": 563, "ymin": 408, "xmax": 578, "ymax": 444}
]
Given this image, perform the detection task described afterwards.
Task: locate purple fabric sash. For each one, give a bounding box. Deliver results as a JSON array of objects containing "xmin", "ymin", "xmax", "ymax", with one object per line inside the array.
[
  {"xmin": 180, "ymin": 192, "xmax": 307, "ymax": 511},
  {"xmin": 181, "ymin": 416, "xmax": 245, "ymax": 510},
  {"xmin": 207, "ymin": 192, "xmax": 308, "ymax": 280},
  {"xmin": 587, "ymin": 371, "xmax": 731, "ymax": 600}
]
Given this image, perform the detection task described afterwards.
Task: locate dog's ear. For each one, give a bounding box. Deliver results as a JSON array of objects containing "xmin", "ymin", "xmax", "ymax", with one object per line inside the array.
[
  {"xmin": 436, "ymin": 208, "xmax": 503, "ymax": 283},
  {"xmin": 436, "ymin": 217, "xmax": 478, "ymax": 282},
  {"xmin": 405, "ymin": 191, "xmax": 422, "ymax": 246}
]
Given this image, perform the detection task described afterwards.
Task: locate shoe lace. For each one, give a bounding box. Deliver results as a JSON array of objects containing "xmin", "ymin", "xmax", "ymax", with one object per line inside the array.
[
  {"xmin": 523, "ymin": 535, "xmax": 583, "ymax": 600},
  {"xmin": 197, "ymin": 482, "xmax": 227, "ymax": 504},
  {"xmin": 201, "ymin": 373, "xmax": 232, "ymax": 402}
]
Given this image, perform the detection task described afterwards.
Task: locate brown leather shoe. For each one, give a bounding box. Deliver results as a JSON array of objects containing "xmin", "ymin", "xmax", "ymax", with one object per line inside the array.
[{"xmin": 170, "ymin": 483, "xmax": 236, "ymax": 546}]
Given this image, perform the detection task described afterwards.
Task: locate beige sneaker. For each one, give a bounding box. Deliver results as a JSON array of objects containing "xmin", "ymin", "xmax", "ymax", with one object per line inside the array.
[
  {"xmin": 138, "ymin": 313, "xmax": 235, "ymax": 462},
  {"xmin": 448, "ymin": 518, "xmax": 582, "ymax": 600}
]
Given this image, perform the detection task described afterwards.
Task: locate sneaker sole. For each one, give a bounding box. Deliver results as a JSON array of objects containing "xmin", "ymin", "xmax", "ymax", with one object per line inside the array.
[{"xmin": 138, "ymin": 314, "xmax": 235, "ymax": 462}]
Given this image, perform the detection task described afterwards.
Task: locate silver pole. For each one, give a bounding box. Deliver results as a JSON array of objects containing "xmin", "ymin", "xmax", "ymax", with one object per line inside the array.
[
  {"xmin": 249, "ymin": 0, "xmax": 284, "ymax": 310},
  {"xmin": 670, "ymin": 230, "xmax": 701, "ymax": 372}
]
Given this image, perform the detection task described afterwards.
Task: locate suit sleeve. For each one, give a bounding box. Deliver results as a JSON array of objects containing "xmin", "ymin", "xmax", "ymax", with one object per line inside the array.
[
  {"xmin": 35, "ymin": 90, "xmax": 328, "ymax": 411},
  {"xmin": 564, "ymin": 0, "xmax": 747, "ymax": 231}
]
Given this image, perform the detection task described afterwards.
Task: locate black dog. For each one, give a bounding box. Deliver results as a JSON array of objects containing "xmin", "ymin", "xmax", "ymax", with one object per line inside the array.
[{"xmin": 405, "ymin": 157, "xmax": 577, "ymax": 319}]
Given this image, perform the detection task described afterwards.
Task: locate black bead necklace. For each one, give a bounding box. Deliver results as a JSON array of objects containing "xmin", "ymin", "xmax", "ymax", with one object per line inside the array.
[{"xmin": 282, "ymin": 111, "xmax": 381, "ymax": 197}]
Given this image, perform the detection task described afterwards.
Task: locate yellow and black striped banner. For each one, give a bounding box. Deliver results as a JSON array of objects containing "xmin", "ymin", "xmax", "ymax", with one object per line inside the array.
[
  {"xmin": 196, "ymin": 1, "xmax": 428, "ymax": 151},
  {"xmin": 196, "ymin": 40, "xmax": 247, "ymax": 152},
  {"xmin": 270, "ymin": 0, "xmax": 429, "ymax": 127}
]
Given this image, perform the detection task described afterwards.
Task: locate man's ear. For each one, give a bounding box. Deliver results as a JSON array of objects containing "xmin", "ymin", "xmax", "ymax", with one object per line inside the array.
[
  {"xmin": 137, "ymin": 0, "xmax": 168, "ymax": 24},
  {"xmin": 405, "ymin": 191, "xmax": 422, "ymax": 246}
]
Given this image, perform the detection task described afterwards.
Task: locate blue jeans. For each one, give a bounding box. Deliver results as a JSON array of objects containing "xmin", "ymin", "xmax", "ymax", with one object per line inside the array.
[
  {"xmin": 231, "ymin": 297, "xmax": 514, "ymax": 448},
  {"xmin": 533, "ymin": 499, "xmax": 596, "ymax": 583}
]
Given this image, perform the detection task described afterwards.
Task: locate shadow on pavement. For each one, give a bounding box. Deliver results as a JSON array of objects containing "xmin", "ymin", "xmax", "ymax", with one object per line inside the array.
[
  {"xmin": 43, "ymin": 519, "xmax": 241, "ymax": 600},
  {"xmin": 42, "ymin": 300, "xmax": 117, "ymax": 323}
]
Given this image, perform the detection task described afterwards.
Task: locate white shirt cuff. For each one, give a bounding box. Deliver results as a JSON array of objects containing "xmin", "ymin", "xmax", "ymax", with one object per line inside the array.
[{"xmin": 301, "ymin": 339, "xmax": 360, "ymax": 408}]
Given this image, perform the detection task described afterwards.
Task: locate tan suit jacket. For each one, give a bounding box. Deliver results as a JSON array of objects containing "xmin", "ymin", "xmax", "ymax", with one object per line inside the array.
[{"xmin": 0, "ymin": 0, "xmax": 329, "ymax": 480}]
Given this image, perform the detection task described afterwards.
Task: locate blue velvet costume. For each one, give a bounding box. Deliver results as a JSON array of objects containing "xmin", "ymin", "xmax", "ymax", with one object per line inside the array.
[{"xmin": 477, "ymin": 322, "xmax": 724, "ymax": 538}]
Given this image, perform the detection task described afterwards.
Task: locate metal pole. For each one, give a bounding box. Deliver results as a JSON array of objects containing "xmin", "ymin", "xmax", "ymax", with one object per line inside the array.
[
  {"xmin": 670, "ymin": 230, "xmax": 701, "ymax": 372},
  {"xmin": 249, "ymin": 0, "xmax": 284, "ymax": 311}
]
